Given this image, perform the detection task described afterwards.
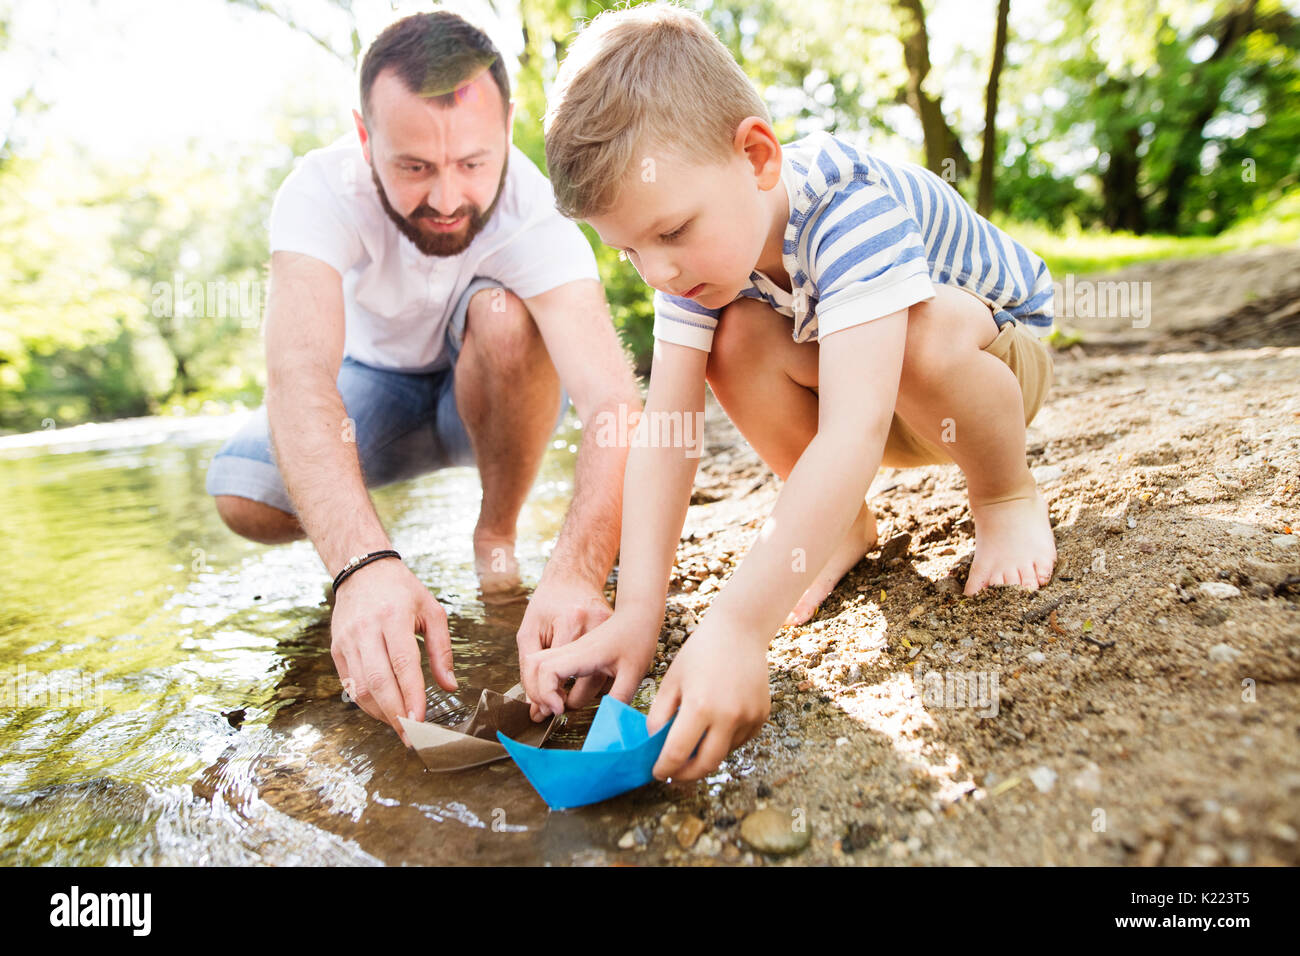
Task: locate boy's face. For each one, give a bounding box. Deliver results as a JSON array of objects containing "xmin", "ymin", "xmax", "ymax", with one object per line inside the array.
[{"xmin": 585, "ymin": 123, "xmax": 783, "ymax": 309}]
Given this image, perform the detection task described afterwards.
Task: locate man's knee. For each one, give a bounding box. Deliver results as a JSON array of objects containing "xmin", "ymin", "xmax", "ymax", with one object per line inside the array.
[
  {"xmin": 213, "ymin": 494, "xmax": 304, "ymax": 544},
  {"xmin": 463, "ymin": 287, "xmax": 544, "ymax": 371}
]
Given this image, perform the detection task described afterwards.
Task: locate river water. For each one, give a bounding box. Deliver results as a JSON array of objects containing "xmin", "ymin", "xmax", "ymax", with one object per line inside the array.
[{"xmin": 0, "ymin": 412, "xmax": 671, "ymax": 865}]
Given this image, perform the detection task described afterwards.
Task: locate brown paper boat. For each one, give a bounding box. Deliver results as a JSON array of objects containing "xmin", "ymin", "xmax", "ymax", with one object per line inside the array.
[{"xmin": 399, "ymin": 684, "xmax": 558, "ymax": 772}]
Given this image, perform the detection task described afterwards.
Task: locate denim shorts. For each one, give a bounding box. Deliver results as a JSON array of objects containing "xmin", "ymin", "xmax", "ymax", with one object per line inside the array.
[{"xmin": 205, "ymin": 277, "xmax": 570, "ymax": 514}]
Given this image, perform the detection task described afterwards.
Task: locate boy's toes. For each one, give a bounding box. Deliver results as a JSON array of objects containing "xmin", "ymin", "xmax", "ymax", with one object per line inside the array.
[
  {"xmin": 1018, "ymin": 564, "xmax": 1041, "ymax": 589},
  {"xmin": 783, "ymin": 595, "xmax": 819, "ymax": 627}
]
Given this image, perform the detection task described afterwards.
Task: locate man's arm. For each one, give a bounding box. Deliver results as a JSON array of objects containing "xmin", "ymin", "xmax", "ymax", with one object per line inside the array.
[
  {"xmin": 519, "ymin": 336, "xmax": 709, "ymax": 714},
  {"xmin": 513, "ymin": 278, "xmax": 645, "ymax": 707},
  {"xmin": 264, "ymin": 251, "xmax": 455, "ymax": 742},
  {"xmin": 521, "ymin": 278, "xmax": 643, "ymax": 591}
]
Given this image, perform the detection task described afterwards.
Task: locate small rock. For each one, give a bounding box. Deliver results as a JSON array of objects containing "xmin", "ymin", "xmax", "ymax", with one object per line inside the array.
[
  {"xmin": 1214, "ymin": 372, "xmax": 1238, "ymax": 387},
  {"xmin": 1026, "ymin": 651, "xmax": 1047, "ymax": 665},
  {"xmin": 1268, "ymin": 822, "xmax": 1298, "ymax": 842},
  {"xmin": 1033, "ymin": 464, "xmax": 1064, "ymax": 485},
  {"xmin": 666, "ymin": 628, "xmax": 686, "ymax": 645},
  {"xmin": 1208, "ymin": 643, "xmax": 1241, "ymax": 663},
  {"xmin": 1199, "ymin": 581, "xmax": 1241, "ymax": 599},
  {"xmin": 1137, "ymin": 840, "xmax": 1165, "ymax": 867},
  {"xmin": 888, "ymin": 840, "xmax": 910, "ymax": 860},
  {"xmin": 1071, "ymin": 762, "xmax": 1102, "ymax": 794},
  {"xmin": 1242, "ymin": 558, "xmax": 1295, "ymax": 588},
  {"xmin": 617, "ymin": 828, "xmax": 643, "ymax": 850},
  {"xmin": 1190, "ymin": 844, "xmax": 1223, "ymax": 866},
  {"xmin": 676, "ymin": 815, "xmax": 706, "ymax": 849},
  {"xmin": 693, "ymin": 833, "xmax": 721, "ymax": 856},
  {"xmin": 1028, "ymin": 766, "xmax": 1057, "ymax": 793},
  {"xmin": 739, "ymin": 807, "xmax": 812, "ymax": 856},
  {"xmin": 1273, "ymin": 534, "xmax": 1297, "ymax": 549},
  {"xmin": 1226, "ymin": 842, "xmax": 1252, "ymax": 865},
  {"xmin": 835, "ymin": 736, "xmax": 849, "ymax": 747},
  {"xmin": 841, "ymin": 822, "xmax": 879, "ymax": 852}
]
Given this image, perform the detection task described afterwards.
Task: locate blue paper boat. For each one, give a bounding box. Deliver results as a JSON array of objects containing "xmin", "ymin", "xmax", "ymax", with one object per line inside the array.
[{"xmin": 497, "ymin": 696, "xmax": 675, "ymax": 810}]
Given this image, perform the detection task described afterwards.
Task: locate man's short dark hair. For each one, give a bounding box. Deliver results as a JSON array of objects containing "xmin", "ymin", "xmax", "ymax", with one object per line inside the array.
[{"xmin": 359, "ymin": 11, "xmax": 510, "ymax": 122}]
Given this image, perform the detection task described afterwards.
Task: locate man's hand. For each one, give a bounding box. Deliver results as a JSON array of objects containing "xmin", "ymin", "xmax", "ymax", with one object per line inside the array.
[
  {"xmin": 329, "ymin": 558, "xmax": 456, "ymax": 746},
  {"xmin": 519, "ymin": 608, "xmax": 659, "ymax": 721},
  {"xmin": 516, "ymin": 576, "xmax": 617, "ymax": 717},
  {"xmin": 646, "ymin": 612, "xmax": 771, "ymax": 782}
]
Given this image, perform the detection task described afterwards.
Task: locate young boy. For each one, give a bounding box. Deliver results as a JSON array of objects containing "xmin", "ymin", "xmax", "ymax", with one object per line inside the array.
[{"xmin": 520, "ymin": 3, "xmax": 1057, "ymax": 782}]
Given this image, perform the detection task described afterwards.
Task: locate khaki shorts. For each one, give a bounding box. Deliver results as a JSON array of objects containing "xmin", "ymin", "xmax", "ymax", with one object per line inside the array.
[{"xmin": 881, "ymin": 296, "xmax": 1055, "ymax": 468}]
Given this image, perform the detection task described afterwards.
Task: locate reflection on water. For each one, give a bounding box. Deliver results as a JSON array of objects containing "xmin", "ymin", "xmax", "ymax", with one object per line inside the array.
[{"xmin": 0, "ymin": 414, "xmax": 671, "ymax": 865}]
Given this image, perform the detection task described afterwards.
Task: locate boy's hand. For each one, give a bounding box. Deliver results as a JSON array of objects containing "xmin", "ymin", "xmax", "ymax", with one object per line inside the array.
[
  {"xmin": 519, "ymin": 610, "xmax": 659, "ymax": 721},
  {"xmin": 646, "ymin": 613, "xmax": 770, "ymax": 782}
]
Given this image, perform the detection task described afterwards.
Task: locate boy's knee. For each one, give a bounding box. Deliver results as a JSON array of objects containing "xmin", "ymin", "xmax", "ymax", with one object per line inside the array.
[
  {"xmin": 213, "ymin": 494, "xmax": 304, "ymax": 544},
  {"xmin": 707, "ymin": 298, "xmax": 776, "ymax": 381}
]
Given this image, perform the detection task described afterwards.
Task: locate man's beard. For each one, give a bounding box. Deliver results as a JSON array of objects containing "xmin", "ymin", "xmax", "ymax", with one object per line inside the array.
[{"xmin": 371, "ymin": 153, "xmax": 508, "ymax": 257}]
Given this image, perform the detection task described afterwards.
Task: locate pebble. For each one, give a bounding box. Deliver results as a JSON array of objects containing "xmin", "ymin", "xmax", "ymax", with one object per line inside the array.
[
  {"xmin": 1137, "ymin": 840, "xmax": 1165, "ymax": 867},
  {"xmin": 739, "ymin": 807, "xmax": 812, "ymax": 856},
  {"xmin": 1071, "ymin": 762, "xmax": 1102, "ymax": 794},
  {"xmin": 1226, "ymin": 842, "xmax": 1252, "ymax": 865},
  {"xmin": 1028, "ymin": 766, "xmax": 1057, "ymax": 793},
  {"xmin": 693, "ymin": 834, "xmax": 721, "ymax": 856},
  {"xmin": 1026, "ymin": 651, "xmax": 1047, "ymax": 665},
  {"xmin": 1214, "ymin": 372, "xmax": 1238, "ymax": 387},
  {"xmin": 1273, "ymin": 534, "xmax": 1297, "ymax": 549},
  {"xmin": 1207, "ymin": 643, "xmax": 1241, "ymax": 663},
  {"xmin": 1033, "ymin": 464, "xmax": 1064, "ymax": 484},
  {"xmin": 675, "ymin": 815, "xmax": 706, "ymax": 849},
  {"xmin": 1191, "ymin": 844, "xmax": 1223, "ymax": 866},
  {"xmin": 617, "ymin": 827, "xmax": 647, "ymax": 850},
  {"xmin": 1198, "ymin": 581, "xmax": 1241, "ymax": 599}
]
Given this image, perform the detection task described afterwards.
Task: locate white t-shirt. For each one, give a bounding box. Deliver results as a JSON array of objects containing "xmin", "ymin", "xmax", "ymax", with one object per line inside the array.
[{"xmin": 268, "ymin": 134, "xmax": 600, "ymax": 373}]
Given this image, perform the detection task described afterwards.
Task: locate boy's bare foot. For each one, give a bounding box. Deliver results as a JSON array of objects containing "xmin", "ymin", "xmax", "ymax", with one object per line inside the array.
[
  {"xmin": 963, "ymin": 482, "xmax": 1056, "ymax": 595},
  {"xmin": 473, "ymin": 530, "xmax": 525, "ymax": 600},
  {"xmin": 783, "ymin": 503, "xmax": 879, "ymax": 626}
]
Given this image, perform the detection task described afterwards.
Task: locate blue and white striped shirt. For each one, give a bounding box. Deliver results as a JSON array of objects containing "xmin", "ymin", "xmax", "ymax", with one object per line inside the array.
[{"xmin": 652, "ymin": 131, "xmax": 1055, "ymax": 351}]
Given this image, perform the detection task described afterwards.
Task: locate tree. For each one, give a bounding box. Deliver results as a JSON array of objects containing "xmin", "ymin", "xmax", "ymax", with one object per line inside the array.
[{"xmin": 977, "ymin": 0, "xmax": 1011, "ymax": 216}]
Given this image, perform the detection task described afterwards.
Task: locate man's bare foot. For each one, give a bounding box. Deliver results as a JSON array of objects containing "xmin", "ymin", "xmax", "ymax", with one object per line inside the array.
[
  {"xmin": 473, "ymin": 530, "xmax": 526, "ymax": 602},
  {"xmin": 963, "ymin": 483, "xmax": 1056, "ymax": 595},
  {"xmin": 783, "ymin": 503, "xmax": 879, "ymax": 627}
]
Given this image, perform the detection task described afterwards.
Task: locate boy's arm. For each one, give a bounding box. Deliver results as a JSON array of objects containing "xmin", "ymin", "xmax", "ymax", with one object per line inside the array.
[
  {"xmin": 647, "ymin": 307, "xmax": 909, "ymax": 781},
  {"xmin": 520, "ymin": 338, "xmax": 708, "ymax": 716}
]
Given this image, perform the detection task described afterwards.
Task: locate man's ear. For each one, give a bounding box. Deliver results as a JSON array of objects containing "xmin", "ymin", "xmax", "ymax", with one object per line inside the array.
[
  {"xmin": 733, "ymin": 116, "xmax": 782, "ymax": 190},
  {"xmin": 352, "ymin": 109, "xmax": 372, "ymax": 164}
]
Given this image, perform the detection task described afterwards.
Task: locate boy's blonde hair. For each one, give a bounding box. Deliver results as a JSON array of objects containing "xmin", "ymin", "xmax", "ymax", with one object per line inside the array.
[{"xmin": 544, "ymin": 2, "xmax": 770, "ymax": 219}]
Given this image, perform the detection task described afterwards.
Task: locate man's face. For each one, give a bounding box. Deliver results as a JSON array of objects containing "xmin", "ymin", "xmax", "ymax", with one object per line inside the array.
[
  {"xmin": 585, "ymin": 145, "xmax": 772, "ymax": 309},
  {"xmin": 357, "ymin": 68, "xmax": 514, "ymax": 257}
]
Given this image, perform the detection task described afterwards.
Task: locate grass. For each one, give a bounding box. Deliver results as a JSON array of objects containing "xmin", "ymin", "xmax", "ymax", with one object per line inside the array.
[{"xmin": 997, "ymin": 188, "xmax": 1300, "ymax": 277}]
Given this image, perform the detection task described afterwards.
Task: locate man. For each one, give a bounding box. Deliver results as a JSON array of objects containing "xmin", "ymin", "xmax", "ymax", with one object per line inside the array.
[{"xmin": 205, "ymin": 11, "xmax": 640, "ymax": 747}]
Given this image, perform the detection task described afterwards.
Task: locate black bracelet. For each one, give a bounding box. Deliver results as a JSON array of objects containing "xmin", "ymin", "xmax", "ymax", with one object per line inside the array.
[{"xmin": 332, "ymin": 549, "xmax": 402, "ymax": 594}]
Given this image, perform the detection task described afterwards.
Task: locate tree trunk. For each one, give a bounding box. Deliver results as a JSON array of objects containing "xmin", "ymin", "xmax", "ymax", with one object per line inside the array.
[
  {"xmin": 977, "ymin": 0, "xmax": 1011, "ymax": 217},
  {"xmin": 893, "ymin": 0, "xmax": 972, "ymax": 183}
]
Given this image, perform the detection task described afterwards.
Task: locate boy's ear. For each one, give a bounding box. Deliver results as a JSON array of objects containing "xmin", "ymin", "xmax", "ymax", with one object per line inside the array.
[{"xmin": 733, "ymin": 116, "xmax": 782, "ymax": 190}]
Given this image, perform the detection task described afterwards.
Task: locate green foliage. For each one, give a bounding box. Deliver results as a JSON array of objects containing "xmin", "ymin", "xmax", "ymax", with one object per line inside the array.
[{"xmin": 2, "ymin": 0, "xmax": 1298, "ymax": 428}]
